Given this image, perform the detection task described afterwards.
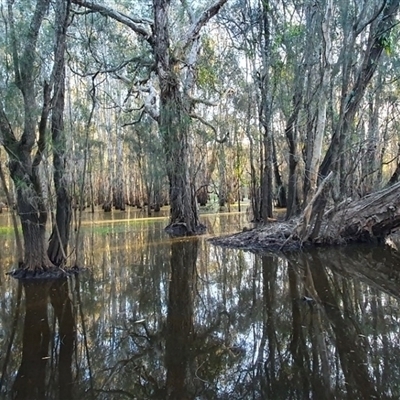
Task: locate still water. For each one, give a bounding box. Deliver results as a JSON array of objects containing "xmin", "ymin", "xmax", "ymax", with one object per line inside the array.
[{"xmin": 0, "ymin": 209, "xmax": 400, "ymax": 399}]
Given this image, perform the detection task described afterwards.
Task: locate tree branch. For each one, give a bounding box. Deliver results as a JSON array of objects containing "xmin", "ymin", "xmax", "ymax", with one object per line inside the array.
[
  {"xmin": 7, "ymin": 0, "xmax": 21, "ymax": 89},
  {"xmin": 71, "ymin": 0, "xmax": 154, "ymax": 45},
  {"xmin": 122, "ymin": 110, "xmax": 144, "ymax": 127},
  {"xmin": 0, "ymin": 106, "xmax": 18, "ymax": 158},
  {"xmin": 181, "ymin": 0, "xmax": 229, "ymax": 52},
  {"xmin": 189, "ymin": 112, "xmax": 229, "ymax": 143},
  {"xmin": 189, "ymin": 112, "xmax": 217, "ymax": 132},
  {"xmin": 188, "ymin": 96, "xmax": 218, "ymax": 107}
]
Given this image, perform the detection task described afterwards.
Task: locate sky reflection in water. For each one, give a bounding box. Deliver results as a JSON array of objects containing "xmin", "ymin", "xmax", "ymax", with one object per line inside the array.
[{"xmin": 0, "ymin": 210, "xmax": 400, "ymax": 399}]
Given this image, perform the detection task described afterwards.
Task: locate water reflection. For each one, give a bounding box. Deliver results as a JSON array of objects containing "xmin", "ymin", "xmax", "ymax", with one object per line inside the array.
[
  {"xmin": 165, "ymin": 239, "xmax": 197, "ymax": 399},
  {"xmin": 1, "ymin": 279, "xmax": 76, "ymax": 400},
  {"xmin": 1, "ymin": 214, "xmax": 400, "ymax": 399}
]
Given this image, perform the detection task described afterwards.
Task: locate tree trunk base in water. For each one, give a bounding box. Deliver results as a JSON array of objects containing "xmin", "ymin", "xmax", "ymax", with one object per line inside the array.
[
  {"xmin": 165, "ymin": 222, "xmax": 206, "ymax": 237},
  {"xmin": 103, "ymin": 202, "xmax": 112, "ymax": 212},
  {"xmin": 9, "ymin": 265, "xmax": 82, "ymax": 281},
  {"xmin": 210, "ymin": 182, "xmax": 400, "ymax": 252}
]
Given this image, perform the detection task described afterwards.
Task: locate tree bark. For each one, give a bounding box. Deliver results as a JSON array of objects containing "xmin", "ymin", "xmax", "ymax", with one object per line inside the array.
[
  {"xmin": 0, "ymin": 0, "xmax": 69, "ymax": 272},
  {"xmin": 154, "ymin": 0, "xmax": 205, "ymax": 236},
  {"xmin": 48, "ymin": 0, "xmax": 72, "ymax": 267},
  {"xmin": 327, "ymin": 181, "xmax": 400, "ymax": 243},
  {"xmin": 259, "ymin": 0, "xmax": 274, "ymax": 221}
]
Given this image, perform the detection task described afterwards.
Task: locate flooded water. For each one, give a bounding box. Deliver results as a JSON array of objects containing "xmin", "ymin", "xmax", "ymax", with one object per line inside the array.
[{"xmin": 0, "ymin": 209, "xmax": 400, "ymax": 399}]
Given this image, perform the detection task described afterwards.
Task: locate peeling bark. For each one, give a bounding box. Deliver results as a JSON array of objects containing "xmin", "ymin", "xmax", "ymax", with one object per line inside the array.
[{"xmin": 48, "ymin": 0, "xmax": 72, "ymax": 267}]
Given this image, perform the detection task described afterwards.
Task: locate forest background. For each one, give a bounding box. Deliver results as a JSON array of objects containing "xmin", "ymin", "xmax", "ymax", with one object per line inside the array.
[{"xmin": 0, "ymin": 0, "xmax": 400, "ymax": 271}]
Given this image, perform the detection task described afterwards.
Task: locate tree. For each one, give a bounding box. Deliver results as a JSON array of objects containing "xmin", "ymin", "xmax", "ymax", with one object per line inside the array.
[
  {"xmin": 306, "ymin": 0, "xmax": 400, "ymax": 240},
  {"xmin": 0, "ymin": 0, "xmax": 72, "ymax": 272},
  {"xmin": 47, "ymin": 0, "xmax": 72, "ymax": 266},
  {"xmin": 71, "ymin": 0, "xmax": 229, "ymax": 236}
]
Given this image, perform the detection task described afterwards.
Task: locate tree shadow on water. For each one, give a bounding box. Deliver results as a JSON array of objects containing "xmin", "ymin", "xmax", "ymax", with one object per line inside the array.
[{"xmin": 1, "ymin": 278, "xmax": 77, "ymax": 400}]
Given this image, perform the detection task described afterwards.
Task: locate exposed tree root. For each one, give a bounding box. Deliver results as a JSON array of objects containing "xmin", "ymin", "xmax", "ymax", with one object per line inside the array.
[
  {"xmin": 8, "ymin": 265, "xmax": 82, "ymax": 281},
  {"xmin": 210, "ymin": 181, "xmax": 400, "ymax": 253},
  {"xmin": 165, "ymin": 222, "xmax": 207, "ymax": 237},
  {"xmin": 209, "ymin": 220, "xmax": 306, "ymax": 253}
]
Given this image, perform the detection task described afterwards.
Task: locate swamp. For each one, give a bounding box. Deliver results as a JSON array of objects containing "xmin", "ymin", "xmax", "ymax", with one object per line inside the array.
[
  {"xmin": 2, "ymin": 0, "xmax": 400, "ymax": 398},
  {"xmin": 1, "ymin": 208, "xmax": 400, "ymax": 399}
]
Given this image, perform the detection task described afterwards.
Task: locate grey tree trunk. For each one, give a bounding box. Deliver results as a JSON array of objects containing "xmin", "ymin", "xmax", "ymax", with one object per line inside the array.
[
  {"xmin": 259, "ymin": 0, "xmax": 274, "ymax": 221},
  {"xmin": 0, "ymin": 0, "xmax": 53, "ymax": 271},
  {"xmin": 48, "ymin": 0, "xmax": 72, "ymax": 267},
  {"xmin": 304, "ymin": 0, "xmax": 400, "ymax": 240},
  {"xmin": 153, "ymin": 0, "xmax": 202, "ymax": 235}
]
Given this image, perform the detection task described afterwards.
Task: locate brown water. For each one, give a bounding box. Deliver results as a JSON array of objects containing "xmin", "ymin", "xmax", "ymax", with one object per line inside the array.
[{"xmin": 0, "ymin": 209, "xmax": 400, "ymax": 399}]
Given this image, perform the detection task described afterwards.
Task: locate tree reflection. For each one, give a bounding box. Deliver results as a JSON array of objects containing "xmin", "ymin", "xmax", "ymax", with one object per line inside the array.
[
  {"xmin": 6, "ymin": 226, "xmax": 400, "ymax": 398},
  {"xmin": 306, "ymin": 252, "xmax": 379, "ymax": 399},
  {"xmin": 165, "ymin": 239, "xmax": 197, "ymax": 399},
  {"xmin": 3, "ymin": 278, "xmax": 76, "ymax": 400},
  {"xmin": 12, "ymin": 282, "xmax": 50, "ymax": 399}
]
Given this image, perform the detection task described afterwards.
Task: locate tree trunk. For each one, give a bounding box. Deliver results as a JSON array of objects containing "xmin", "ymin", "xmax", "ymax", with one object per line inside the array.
[
  {"xmin": 314, "ymin": 0, "xmax": 400, "ymax": 234},
  {"xmin": 259, "ymin": 0, "xmax": 274, "ymax": 221},
  {"xmin": 9, "ymin": 158, "xmax": 52, "ymax": 271},
  {"xmin": 0, "ymin": 0, "xmax": 73, "ymax": 273},
  {"xmin": 114, "ymin": 125, "xmax": 126, "ymax": 210},
  {"xmin": 154, "ymin": 0, "xmax": 205, "ymax": 236},
  {"xmin": 300, "ymin": 0, "xmax": 333, "ymax": 241},
  {"xmin": 48, "ymin": 0, "xmax": 72, "ymax": 267},
  {"xmin": 218, "ymin": 142, "xmax": 227, "ymax": 209},
  {"xmin": 326, "ymin": 181, "xmax": 400, "ymax": 243}
]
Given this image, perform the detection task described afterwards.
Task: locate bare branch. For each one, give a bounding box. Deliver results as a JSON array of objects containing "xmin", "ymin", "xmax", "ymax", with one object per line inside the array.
[
  {"xmin": 71, "ymin": 0, "xmax": 154, "ymax": 45},
  {"xmin": 189, "ymin": 112, "xmax": 217, "ymax": 132},
  {"xmin": 188, "ymin": 96, "xmax": 218, "ymax": 107},
  {"xmin": 188, "ymin": 112, "xmax": 229, "ymax": 144},
  {"xmin": 181, "ymin": 0, "xmax": 229, "ymax": 52},
  {"xmin": 122, "ymin": 110, "xmax": 144, "ymax": 127}
]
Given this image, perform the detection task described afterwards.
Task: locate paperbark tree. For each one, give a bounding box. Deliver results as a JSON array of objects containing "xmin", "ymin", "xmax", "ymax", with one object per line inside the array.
[
  {"xmin": 0, "ymin": 0, "xmax": 71, "ymax": 272},
  {"xmin": 47, "ymin": 0, "xmax": 72, "ymax": 266},
  {"xmin": 307, "ymin": 0, "xmax": 400, "ymax": 239},
  {"xmin": 299, "ymin": 0, "xmax": 333, "ymax": 240},
  {"xmin": 259, "ymin": 0, "xmax": 274, "ymax": 221},
  {"xmin": 71, "ymin": 0, "xmax": 229, "ymax": 236}
]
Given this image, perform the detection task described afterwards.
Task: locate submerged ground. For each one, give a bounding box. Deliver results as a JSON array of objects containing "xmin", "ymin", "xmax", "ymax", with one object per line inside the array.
[{"xmin": 0, "ymin": 207, "xmax": 400, "ymax": 399}]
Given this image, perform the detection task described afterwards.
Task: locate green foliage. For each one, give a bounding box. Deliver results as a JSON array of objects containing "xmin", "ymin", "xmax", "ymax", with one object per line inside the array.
[
  {"xmin": 197, "ymin": 36, "xmax": 218, "ymax": 90},
  {"xmin": 380, "ymin": 34, "xmax": 394, "ymax": 56},
  {"xmin": 0, "ymin": 225, "xmax": 19, "ymax": 236},
  {"xmin": 273, "ymin": 22, "xmax": 305, "ymax": 57}
]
